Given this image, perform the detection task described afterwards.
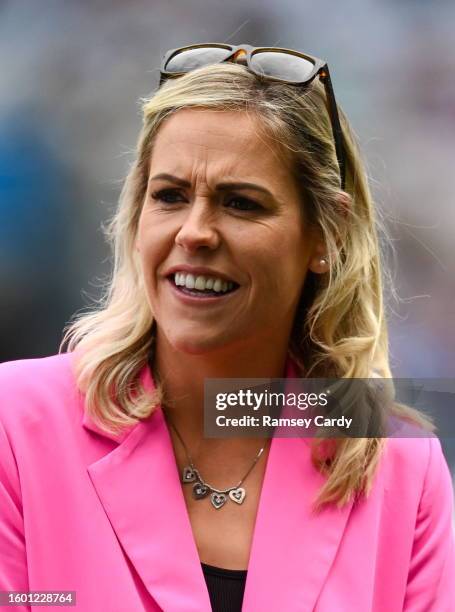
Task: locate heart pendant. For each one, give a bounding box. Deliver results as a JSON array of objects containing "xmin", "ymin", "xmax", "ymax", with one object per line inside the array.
[
  {"xmin": 229, "ymin": 488, "xmax": 246, "ymax": 505},
  {"xmin": 182, "ymin": 466, "xmax": 196, "ymax": 483},
  {"xmin": 193, "ymin": 482, "xmax": 209, "ymax": 499},
  {"xmin": 210, "ymin": 492, "xmax": 227, "ymax": 509}
]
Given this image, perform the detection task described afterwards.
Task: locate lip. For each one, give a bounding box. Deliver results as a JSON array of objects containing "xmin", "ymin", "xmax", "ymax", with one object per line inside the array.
[
  {"xmin": 166, "ymin": 277, "xmax": 240, "ymax": 305},
  {"xmin": 164, "ymin": 265, "xmax": 239, "ymax": 285}
]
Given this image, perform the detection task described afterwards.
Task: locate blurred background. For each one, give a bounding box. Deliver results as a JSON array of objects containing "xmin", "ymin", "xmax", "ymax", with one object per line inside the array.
[{"xmin": 1, "ymin": 1, "xmax": 454, "ymax": 466}]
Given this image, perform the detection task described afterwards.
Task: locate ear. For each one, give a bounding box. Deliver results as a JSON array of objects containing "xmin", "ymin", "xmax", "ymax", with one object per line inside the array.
[
  {"xmin": 308, "ymin": 193, "xmax": 350, "ymax": 273},
  {"xmin": 308, "ymin": 241, "xmax": 330, "ymax": 275},
  {"xmin": 304, "ymin": 222, "xmax": 328, "ymax": 275}
]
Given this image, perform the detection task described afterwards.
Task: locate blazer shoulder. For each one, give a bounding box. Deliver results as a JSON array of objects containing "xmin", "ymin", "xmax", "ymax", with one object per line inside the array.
[
  {"xmin": 0, "ymin": 352, "xmax": 74, "ymax": 389},
  {"xmin": 0, "ymin": 352, "xmax": 79, "ymax": 431},
  {"xmin": 382, "ymin": 435, "xmax": 451, "ymax": 502}
]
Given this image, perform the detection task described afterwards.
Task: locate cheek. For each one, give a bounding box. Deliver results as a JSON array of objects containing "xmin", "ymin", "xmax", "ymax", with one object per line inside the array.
[
  {"xmin": 136, "ymin": 211, "xmax": 149, "ymax": 253},
  {"xmin": 272, "ymin": 235, "xmax": 308, "ymax": 301},
  {"xmin": 246, "ymin": 233, "xmax": 306, "ymax": 307},
  {"xmin": 135, "ymin": 243, "xmax": 161, "ymax": 303},
  {"xmin": 136, "ymin": 213, "xmax": 170, "ymax": 271},
  {"xmin": 136, "ymin": 222, "xmax": 152, "ymax": 268}
]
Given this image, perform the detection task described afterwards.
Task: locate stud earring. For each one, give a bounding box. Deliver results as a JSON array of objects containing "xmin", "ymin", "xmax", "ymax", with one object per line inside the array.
[{"xmin": 319, "ymin": 257, "xmax": 328, "ymax": 266}]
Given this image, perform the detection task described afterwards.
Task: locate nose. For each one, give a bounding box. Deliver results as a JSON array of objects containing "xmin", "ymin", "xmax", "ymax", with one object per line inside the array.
[{"xmin": 174, "ymin": 200, "xmax": 220, "ymax": 253}]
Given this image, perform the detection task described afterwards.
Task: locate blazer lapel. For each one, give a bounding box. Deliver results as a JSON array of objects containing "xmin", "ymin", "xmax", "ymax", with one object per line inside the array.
[
  {"xmin": 242, "ymin": 357, "xmax": 355, "ymax": 611},
  {"xmin": 83, "ymin": 367, "xmax": 212, "ymax": 612}
]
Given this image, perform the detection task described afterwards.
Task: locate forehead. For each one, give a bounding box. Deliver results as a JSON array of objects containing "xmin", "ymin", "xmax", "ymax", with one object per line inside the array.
[{"xmin": 149, "ymin": 108, "xmax": 294, "ymax": 184}]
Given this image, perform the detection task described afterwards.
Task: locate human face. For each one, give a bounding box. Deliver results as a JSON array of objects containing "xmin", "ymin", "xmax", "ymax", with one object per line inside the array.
[{"xmin": 136, "ymin": 108, "xmax": 322, "ymax": 355}]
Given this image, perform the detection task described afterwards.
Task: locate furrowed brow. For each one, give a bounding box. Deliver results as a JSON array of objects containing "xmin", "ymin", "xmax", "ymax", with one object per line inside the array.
[
  {"xmin": 216, "ymin": 181, "xmax": 273, "ymax": 197},
  {"xmin": 150, "ymin": 174, "xmax": 274, "ymax": 199},
  {"xmin": 149, "ymin": 173, "xmax": 191, "ymax": 188}
]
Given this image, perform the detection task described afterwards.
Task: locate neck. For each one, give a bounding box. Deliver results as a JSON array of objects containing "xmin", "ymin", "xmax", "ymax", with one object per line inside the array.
[{"xmin": 153, "ymin": 330, "xmax": 291, "ymax": 444}]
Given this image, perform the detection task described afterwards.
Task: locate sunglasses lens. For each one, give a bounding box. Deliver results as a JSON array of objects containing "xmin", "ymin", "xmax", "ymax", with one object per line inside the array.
[
  {"xmin": 165, "ymin": 46, "xmax": 231, "ymax": 73},
  {"xmin": 250, "ymin": 51, "xmax": 315, "ymax": 82}
]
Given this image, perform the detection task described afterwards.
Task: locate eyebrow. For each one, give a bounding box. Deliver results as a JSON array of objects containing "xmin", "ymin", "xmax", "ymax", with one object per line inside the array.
[{"xmin": 149, "ymin": 173, "xmax": 274, "ymax": 198}]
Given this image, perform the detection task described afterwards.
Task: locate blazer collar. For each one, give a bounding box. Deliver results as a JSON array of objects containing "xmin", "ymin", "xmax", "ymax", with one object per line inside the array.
[{"xmin": 82, "ymin": 355, "xmax": 355, "ymax": 611}]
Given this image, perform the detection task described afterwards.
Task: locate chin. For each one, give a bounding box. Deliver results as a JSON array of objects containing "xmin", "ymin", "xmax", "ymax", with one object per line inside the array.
[{"xmin": 169, "ymin": 330, "xmax": 233, "ymax": 356}]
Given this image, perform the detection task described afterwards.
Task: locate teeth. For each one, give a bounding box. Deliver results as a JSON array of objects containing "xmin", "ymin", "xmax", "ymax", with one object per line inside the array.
[
  {"xmin": 194, "ymin": 276, "xmax": 205, "ymax": 290},
  {"xmin": 173, "ymin": 272, "xmax": 235, "ymax": 293},
  {"xmin": 185, "ymin": 274, "xmax": 195, "ymax": 289}
]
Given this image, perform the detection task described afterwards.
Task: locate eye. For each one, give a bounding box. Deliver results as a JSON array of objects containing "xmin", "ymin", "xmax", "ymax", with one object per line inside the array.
[
  {"xmin": 225, "ymin": 196, "xmax": 261, "ymax": 211},
  {"xmin": 150, "ymin": 188, "xmax": 185, "ymax": 204}
]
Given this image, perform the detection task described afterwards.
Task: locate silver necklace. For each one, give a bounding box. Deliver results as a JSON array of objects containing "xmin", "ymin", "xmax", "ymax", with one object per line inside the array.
[{"xmin": 167, "ymin": 419, "xmax": 266, "ymax": 510}]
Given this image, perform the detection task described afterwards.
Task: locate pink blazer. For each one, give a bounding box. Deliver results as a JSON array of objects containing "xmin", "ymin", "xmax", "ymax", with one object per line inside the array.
[{"xmin": 0, "ymin": 353, "xmax": 454, "ymax": 611}]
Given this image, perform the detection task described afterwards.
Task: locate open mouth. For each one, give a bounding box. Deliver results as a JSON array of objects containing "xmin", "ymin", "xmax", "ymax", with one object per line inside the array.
[{"xmin": 167, "ymin": 274, "xmax": 240, "ymax": 298}]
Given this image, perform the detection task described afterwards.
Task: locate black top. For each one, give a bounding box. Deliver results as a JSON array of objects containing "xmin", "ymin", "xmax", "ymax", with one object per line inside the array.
[{"xmin": 201, "ymin": 563, "xmax": 247, "ymax": 612}]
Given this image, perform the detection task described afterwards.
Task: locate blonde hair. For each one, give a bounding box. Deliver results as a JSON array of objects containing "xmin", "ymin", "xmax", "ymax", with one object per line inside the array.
[{"xmin": 61, "ymin": 63, "xmax": 432, "ymax": 508}]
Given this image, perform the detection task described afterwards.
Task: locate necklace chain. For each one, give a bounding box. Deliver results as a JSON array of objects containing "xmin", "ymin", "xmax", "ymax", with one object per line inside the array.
[{"xmin": 166, "ymin": 415, "xmax": 266, "ymax": 509}]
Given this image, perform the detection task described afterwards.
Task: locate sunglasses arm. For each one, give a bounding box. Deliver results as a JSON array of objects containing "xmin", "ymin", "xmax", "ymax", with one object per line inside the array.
[{"xmin": 319, "ymin": 66, "xmax": 346, "ymax": 190}]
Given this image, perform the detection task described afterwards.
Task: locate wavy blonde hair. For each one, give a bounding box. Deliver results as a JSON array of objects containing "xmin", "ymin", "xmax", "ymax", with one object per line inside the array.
[{"xmin": 61, "ymin": 63, "xmax": 432, "ymax": 508}]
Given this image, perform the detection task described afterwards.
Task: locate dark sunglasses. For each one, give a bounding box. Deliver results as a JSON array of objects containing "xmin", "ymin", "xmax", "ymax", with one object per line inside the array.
[{"xmin": 159, "ymin": 43, "xmax": 346, "ymax": 190}]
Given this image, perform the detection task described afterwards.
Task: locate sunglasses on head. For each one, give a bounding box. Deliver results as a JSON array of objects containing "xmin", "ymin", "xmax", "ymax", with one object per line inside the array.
[{"xmin": 159, "ymin": 43, "xmax": 346, "ymax": 190}]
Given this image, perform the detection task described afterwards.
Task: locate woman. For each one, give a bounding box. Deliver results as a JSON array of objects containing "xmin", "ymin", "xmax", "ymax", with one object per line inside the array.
[{"xmin": 0, "ymin": 44, "xmax": 454, "ymax": 612}]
